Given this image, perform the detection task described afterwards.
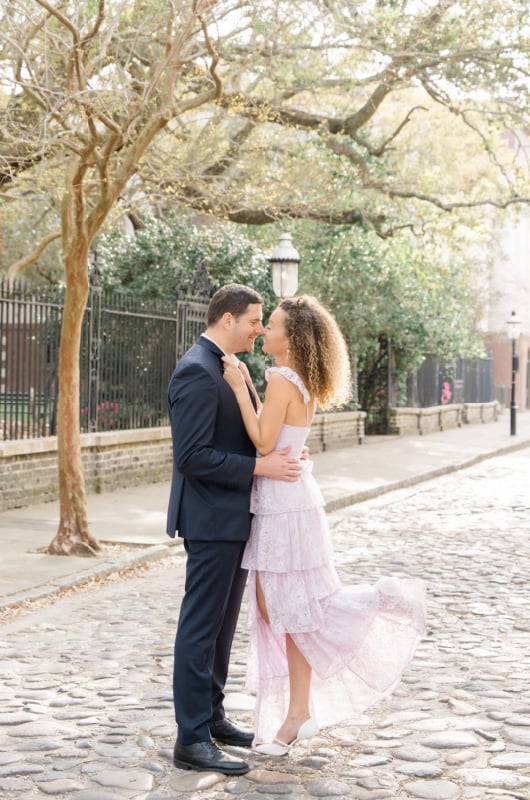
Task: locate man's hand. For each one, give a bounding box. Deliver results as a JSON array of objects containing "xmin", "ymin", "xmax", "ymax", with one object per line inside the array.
[{"xmin": 254, "ymin": 446, "xmax": 302, "ymax": 482}]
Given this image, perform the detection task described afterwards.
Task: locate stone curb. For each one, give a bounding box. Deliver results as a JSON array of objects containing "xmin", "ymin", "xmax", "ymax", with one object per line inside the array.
[
  {"xmin": 324, "ymin": 436, "xmax": 530, "ymax": 512},
  {"xmin": 0, "ymin": 543, "xmax": 176, "ymax": 612}
]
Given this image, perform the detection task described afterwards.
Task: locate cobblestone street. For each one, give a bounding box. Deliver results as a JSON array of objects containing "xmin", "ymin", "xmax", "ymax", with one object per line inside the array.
[{"xmin": 1, "ymin": 448, "xmax": 530, "ymax": 800}]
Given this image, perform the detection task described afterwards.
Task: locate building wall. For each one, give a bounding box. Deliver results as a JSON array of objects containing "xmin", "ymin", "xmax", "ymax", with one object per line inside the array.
[
  {"xmin": 487, "ymin": 333, "xmax": 530, "ymax": 410},
  {"xmin": 488, "ymin": 214, "xmax": 530, "ymax": 335},
  {"xmin": 485, "ymin": 197, "xmax": 530, "ymax": 411}
]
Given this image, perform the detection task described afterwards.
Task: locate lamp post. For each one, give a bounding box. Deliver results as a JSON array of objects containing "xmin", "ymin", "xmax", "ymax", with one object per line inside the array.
[
  {"xmin": 506, "ymin": 310, "xmax": 522, "ymax": 436},
  {"xmin": 267, "ymin": 232, "xmax": 300, "ymax": 298}
]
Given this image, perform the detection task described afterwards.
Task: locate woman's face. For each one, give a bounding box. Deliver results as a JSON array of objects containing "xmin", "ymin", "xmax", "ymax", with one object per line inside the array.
[{"xmin": 262, "ymin": 307, "xmax": 290, "ymax": 358}]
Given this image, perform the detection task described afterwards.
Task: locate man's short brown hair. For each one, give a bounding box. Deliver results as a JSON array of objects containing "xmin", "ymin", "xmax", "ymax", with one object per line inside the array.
[{"xmin": 207, "ymin": 283, "xmax": 263, "ymax": 326}]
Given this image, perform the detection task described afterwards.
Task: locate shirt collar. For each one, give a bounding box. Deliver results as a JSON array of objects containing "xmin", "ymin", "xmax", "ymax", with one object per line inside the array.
[{"xmin": 201, "ymin": 334, "xmax": 239, "ymax": 365}]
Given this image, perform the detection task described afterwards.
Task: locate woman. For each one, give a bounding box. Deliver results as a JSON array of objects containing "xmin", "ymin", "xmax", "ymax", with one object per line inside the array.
[{"xmin": 222, "ymin": 295, "xmax": 426, "ymax": 755}]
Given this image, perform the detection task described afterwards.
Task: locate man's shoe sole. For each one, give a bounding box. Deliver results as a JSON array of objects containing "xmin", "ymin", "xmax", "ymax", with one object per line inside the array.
[
  {"xmin": 173, "ymin": 757, "xmax": 249, "ymax": 775},
  {"xmin": 210, "ymin": 737, "xmax": 253, "ymax": 748}
]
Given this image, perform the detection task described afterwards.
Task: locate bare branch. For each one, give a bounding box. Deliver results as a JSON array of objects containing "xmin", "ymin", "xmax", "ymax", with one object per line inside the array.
[
  {"xmin": 6, "ymin": 231, "xmax": 61, "ymax": 280},
  {"xmin": 342, "ymin": 78, "xmax": 396, "ymax": 136},
  {"xmin": 384, "ymin": 186, "xmax": 530, "ymax": 212},
  {"xmin": 203, "ymin": 120, "xmax": 255, "ymax": 177},
  {"xmin": 82, "ymin": 0, "xmax": 106, "ymax": 45},
  {"xmin": 35, "ymin": 0, "xmax": 85, "ymax": 90},
  {"xmin": 197, "ymin": 4, "xmax": 222, "ymax": 99}
]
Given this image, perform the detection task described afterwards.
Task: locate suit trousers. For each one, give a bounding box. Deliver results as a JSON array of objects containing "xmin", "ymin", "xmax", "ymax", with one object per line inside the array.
[{"xmin": 173, "ymin": 538, "xmax": 248, "ymax": 744}]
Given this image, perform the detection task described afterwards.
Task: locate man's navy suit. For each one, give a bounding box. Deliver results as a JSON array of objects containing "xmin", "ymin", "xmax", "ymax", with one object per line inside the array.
[{"xmin": 167, "ymin": 335, "xmax": 256, "ymax": 744}]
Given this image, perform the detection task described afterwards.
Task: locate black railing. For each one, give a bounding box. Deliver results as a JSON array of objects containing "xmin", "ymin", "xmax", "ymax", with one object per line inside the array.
[
  {"xmin": 405, "ymin": 354, "xmax": 494, "ymax": 408},
  {"xmin": 0, "ymin": 275, "xmax": 208, "ymax": 440},
  {"xmin": 0, "ymin": 280, "xmax": 64, "ymax": 439},
  {"xmin": 363, "ymin": 348, "xmax": 494, "ymax": 434}
]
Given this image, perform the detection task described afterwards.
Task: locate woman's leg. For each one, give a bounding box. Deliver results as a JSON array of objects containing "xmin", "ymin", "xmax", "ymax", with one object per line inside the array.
[
  {"xmin": 275, "ymin": 634, "xmax": 312, "ymax": 744},
  {"xmin": 256, "ymin": 571, "xmax": 270, "ymax": 624},
  {"xmin": 256, "ymin": 572, "xmax": 313, "ymax": 744}
]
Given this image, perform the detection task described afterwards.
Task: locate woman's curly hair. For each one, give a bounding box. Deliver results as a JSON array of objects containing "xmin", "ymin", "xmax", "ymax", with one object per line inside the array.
[{"xmin": 279, "ymin": 295, "xmax": 352, "ymax": 411}]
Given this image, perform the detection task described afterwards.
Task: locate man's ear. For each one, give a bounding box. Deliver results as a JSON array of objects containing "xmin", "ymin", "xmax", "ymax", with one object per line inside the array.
[{"xmin": 221, "ymin": 311, "xmax": 234, "ymax": 329}]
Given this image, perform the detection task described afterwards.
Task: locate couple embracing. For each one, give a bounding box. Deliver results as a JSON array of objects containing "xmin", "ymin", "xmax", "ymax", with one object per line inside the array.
[{"xmin": 166, "ymin": 283, "xmax": 426, "ymax": 775}]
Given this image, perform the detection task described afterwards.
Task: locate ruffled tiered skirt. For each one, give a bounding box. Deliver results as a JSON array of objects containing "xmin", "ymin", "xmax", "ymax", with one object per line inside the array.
[{"xmin": 242, "ymin": 461, "xmax": 426, "ymax": 744}]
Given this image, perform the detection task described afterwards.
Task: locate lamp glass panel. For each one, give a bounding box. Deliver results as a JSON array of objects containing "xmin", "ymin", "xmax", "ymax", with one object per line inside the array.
[
  {"xmin": 271, "ymin": 262, "xmax": 298, "ymax": 297},
  {"xmin": 507, "ymin": 312, "xmax": 522, "ymax": 339},
  {"xmin": 508, "ymin": 323, "xmax": 522, "ymax": 340}
]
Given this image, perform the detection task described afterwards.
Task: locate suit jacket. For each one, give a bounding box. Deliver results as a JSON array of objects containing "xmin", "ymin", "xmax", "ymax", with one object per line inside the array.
[{"xmin": 166, "ymin": 335, "xmax": 256, "ymax": 541}]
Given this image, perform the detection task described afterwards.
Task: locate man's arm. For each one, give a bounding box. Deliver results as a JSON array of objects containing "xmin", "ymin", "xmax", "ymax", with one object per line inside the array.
[{"xmin": 169, "ymin": 363, "xmax": 255, "ymax": 490}]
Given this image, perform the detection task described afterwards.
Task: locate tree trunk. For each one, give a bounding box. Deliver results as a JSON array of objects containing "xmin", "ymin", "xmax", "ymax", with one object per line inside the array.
[{"xmin": 47, "ymin": 251, "xmax": 101, "ymax": 556}]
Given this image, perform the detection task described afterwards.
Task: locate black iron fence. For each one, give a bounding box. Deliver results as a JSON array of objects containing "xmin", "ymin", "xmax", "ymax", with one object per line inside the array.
[
  {"xmin": 363, "ymin": 345, "xmax": 494, "ymax": 434},
  {"xmin": 0, "ymin": 275, "xmax": 208, "ymax": 440},
  {"xmin": 405, "ymin": 354, "xmax": 494, "ymax": 408},
  {"xmin": 2, "ymin": 274, "xmax": 495, "ymax": 442}
]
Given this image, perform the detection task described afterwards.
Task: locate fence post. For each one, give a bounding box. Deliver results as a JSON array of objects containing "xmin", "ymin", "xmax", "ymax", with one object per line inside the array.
[
  {"xmin": 350, "ymin": 346, "xmax": 359, "ymax": 409},
  {"xmin": 87, "ymin": 253, "xmax": 102, "ymax": 432},
  {"xmin": 386, "ymin": 337, "xmax": 395, "ymax": 433}
]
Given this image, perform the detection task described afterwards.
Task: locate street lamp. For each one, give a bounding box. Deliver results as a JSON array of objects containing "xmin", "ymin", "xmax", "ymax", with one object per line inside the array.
[
  {"xmin": 268, "ymin": 232, "xmax": 300, "ymax": 298},
  {"xmin": 506, "ymin": 310, "xmax": 522, "ymax": 436}
]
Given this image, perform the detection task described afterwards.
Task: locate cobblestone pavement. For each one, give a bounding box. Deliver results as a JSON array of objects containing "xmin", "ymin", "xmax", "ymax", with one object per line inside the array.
[{"xmin": 1, "ymin": 448, "xmax": 530, "ymax": 800}]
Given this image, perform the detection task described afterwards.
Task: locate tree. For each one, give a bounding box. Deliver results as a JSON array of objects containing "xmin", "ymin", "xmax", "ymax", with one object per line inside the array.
[
  {"xmin": 133, "ymin": 0, "xmax": 530, "ymax": 233},
  {"xmin": 97, "ymin": 215, "xmax": 275, "ymax": 303},
  {"xmin": 0, "ymin": 0, "xmax": 243, "ymax": 554},
  {"xmin": 1, "ymin": 0, "xmax": 528, "ymax": 552}
]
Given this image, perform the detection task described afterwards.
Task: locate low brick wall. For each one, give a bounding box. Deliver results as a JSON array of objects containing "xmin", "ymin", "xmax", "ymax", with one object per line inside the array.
[
  {"xmin": 0, "ymin": 428, "xmax": 174, "ymax": 512},
  {"xmin": 0, "ymin": 411, "xmax": 367, "ymax": 511},
  {"xmin": 462, "ymin": 401, "xmax": 499, "ymax": 424},
  {"xmin": 307, "ymin": 410, "xmax": 366, "ymax": 453},
  {"xmin": 389, "ymin": 401, "xmax": 499, "ymax": 436}
]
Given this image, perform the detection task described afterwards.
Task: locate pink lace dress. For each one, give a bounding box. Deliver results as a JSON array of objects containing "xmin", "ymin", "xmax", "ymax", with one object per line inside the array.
[{"xmin": 242, "ymin": 367, "xmax": 426, "ymax": 744}]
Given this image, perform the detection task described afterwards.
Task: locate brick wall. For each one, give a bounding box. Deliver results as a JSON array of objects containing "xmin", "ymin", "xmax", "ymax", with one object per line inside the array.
[
  {"xmin": 389, "ymin": 401, "xmax": 499, "ymax": 435},
  {"xmin": 0, "ymin": 412, "xmax": 367, "ymax": 511},
  {"xmin": 0, "ymin": 429, "xmax": 174, "ymax": 511}
]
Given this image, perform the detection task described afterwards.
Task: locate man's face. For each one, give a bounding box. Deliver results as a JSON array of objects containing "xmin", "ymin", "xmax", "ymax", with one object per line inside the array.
[{"xmin": 229, "ymin": 303, "xmax": 264, "ymax": 353}]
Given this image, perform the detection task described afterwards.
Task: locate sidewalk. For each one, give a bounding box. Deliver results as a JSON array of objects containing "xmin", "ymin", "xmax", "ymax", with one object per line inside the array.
[{"xmin": 1, "ymin": 411, "xmax": 530, "ymax": 609}]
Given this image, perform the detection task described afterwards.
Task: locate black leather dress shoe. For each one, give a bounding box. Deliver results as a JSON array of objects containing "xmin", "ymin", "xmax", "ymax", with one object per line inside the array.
[
  {"xmin": 173, "ymin": 740, "xmax": 249, "ymax": 774},
  {"xmin": 209, "ymin": 718, "xmax": 254, "ymax": 747}
]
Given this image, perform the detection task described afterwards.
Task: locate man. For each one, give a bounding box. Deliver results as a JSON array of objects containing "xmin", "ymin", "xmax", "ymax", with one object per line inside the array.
[{"xmin": 167, "ymin": 283, "xmax": 302, "ymax": 775}]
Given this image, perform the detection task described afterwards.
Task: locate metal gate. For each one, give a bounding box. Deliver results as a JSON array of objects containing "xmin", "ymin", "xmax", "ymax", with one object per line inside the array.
[{"xmin": 0, "ymin": 275, "xmax": 208, "ymax": 440}]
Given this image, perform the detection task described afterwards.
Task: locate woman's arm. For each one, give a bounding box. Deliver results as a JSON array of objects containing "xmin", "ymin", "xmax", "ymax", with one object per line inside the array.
[
  {"xmin": 222, "ymin": 358, "xmax": 288, "ymax": 454},
  {"xmin": 236, "ymin": 359, "xmax": 263, "ymax": 412}
]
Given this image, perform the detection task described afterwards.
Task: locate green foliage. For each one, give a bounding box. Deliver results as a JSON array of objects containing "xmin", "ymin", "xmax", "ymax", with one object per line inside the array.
[
  {"xmin": 266, "ymin": 221, "xmax": 483, "ymax": 359},
  {"xmin": 100, "ymin": 215, "xmax": 487, "ymax": 423},
  {"xmin": 95, "ymin": 216, "xmax": 278, "ymax": 388},
  {"xmin": 96, "ymin": 216, "xmax": 276, "ymax": 308},
  {"xmin": 279, "ymin": 220, "xmax": 486, "ymax": 422}
]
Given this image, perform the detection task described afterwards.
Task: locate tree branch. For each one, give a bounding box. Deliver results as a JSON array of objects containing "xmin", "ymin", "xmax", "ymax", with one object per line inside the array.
[{"xmin": 6, "ymin": 231, "xmax": 61, "ymax": 280}]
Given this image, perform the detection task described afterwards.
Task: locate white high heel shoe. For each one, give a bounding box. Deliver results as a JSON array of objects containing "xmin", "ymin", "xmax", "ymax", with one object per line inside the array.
[{"xmin": 255, "ymin": 717, "xmax": 319, "ymax": 756}]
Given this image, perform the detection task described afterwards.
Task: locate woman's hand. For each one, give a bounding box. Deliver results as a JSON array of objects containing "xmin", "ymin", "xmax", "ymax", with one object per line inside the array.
[{"xmin": 222, "ymin": 356, "xmax": 247, "ymax": 393}]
